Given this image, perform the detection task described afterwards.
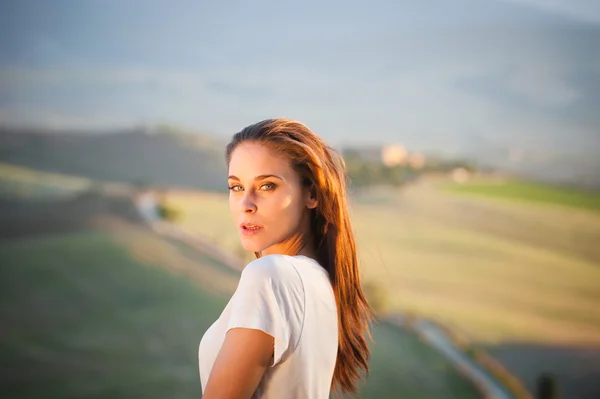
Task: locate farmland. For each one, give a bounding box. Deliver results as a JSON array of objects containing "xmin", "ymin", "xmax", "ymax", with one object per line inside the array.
[
  {"xmin": 0, "ymin": 188, "xmax": 480, "ymax": 398},
  {"xmin": 442, "ymin": 178, "xmax": 600, "ymax": 213},
  {"xmin": 166, "ymin": 178, "xmax": 600, "ymax": 345},
  {"xmin": 164, "ymin": 176, "xmax": 600, "ymax": 397}
]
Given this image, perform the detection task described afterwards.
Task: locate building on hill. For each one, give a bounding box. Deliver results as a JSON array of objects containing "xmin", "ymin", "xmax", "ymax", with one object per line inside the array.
[
  {"xmin": 381, "ymin": 144, "xmax": 408, "ymax": 167},
  {"xmin": 343, "ymin": 143, "xmax": 427, "ymax": 170}
]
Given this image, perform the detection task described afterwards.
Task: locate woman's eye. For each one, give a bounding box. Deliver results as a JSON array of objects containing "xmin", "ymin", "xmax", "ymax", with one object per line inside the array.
[
  {"xmin": 228, "ymin": 185, "xmax": 243, "ymax": 192},
  {"xmin": 260, "ymin": 183, "xmax": 276, "ymax": 191}
]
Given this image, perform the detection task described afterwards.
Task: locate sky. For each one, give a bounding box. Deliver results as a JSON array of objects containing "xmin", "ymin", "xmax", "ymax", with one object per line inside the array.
[{"xmin": 0, "ymin": 0, "xmax": 599, "ymax": 181}]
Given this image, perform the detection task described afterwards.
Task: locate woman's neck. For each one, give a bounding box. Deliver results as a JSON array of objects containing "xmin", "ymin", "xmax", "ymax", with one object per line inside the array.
[
  {"xmin": 260, "ymin": 231, "xmax": 317, "ymax": 260},
  {"xmin": 260, "ymin": 209, "xmax": 317, "ymax": 260}
]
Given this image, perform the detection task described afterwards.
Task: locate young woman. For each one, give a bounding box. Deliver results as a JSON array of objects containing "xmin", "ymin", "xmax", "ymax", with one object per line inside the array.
[{"xmin": 198, "ymin": 118, "xmax": 372, "ymax": 398}]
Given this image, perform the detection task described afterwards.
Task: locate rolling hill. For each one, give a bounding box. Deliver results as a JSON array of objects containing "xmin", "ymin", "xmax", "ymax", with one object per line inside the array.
[
  {"xmin": 0, "ymin": 191, "xmax": 483, "ymax": 399},
  {"xmin": 0, "ymin": 126, "xmax": 228, "ymax": 192}
]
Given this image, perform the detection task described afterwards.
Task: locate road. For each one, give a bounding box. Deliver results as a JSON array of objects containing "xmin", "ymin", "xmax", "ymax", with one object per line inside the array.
[{"xmin": 387, "ymin": 314, "xmax": 517, "ymax": 399}]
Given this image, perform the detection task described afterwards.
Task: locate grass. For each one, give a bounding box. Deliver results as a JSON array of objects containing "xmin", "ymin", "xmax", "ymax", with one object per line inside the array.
[
  {"xmin": 0, "ymin": 230, "xmax": 226, "ymax": 399},
  {"xmin": 164, "ymin": 179, "xmax": 600, "ymax": 346},
  {"xmin": 0, "ymin": 162, "xmax": 92, "ymax": 199},
  {"xmin": 355, "ymin": 321, "xmax": 480, "ymax": 399},
  {"xmin": 0, "ymin": 227, "xmax": 481, "ymax": 398},
  {"xmin": 441, "ymin": 178, "xmax": 600, "ymax": 213}
]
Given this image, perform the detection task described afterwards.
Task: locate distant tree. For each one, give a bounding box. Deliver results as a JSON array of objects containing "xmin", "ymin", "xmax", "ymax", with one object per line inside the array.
[
  {"xmin": 536, "ymin": 373, "xmax": 560, "ymax": 399},
  {"xmin": 156, "ymin": 199, "xmax": 182, "ymax": 222},
  {"xmin": 343, "ymin": 147, "xmax": 481, "ymax": 188}
]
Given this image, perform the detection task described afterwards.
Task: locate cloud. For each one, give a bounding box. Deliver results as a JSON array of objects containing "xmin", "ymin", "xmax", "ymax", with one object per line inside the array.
[
  {"xmin": 505, "ymin": 65, "xmax": 580, "ymax": 107},
  {"xmin": 0, "ymin": 5, "xmax": 598, "ymax": 163},
  {"xmin": 494, "ymin": 0, "xmax": 600, "ymax": 24}
]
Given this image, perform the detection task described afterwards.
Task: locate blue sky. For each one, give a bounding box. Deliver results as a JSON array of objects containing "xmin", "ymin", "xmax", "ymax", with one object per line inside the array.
[{"xmin": 1, "ymin": 0, "xmax": 599, "ymax": 177}]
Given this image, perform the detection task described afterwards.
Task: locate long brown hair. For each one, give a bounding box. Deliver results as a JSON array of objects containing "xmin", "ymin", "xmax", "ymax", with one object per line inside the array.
[{"xmin": 225, "ymin": 118, "xmax": 372, "ymax": 396}]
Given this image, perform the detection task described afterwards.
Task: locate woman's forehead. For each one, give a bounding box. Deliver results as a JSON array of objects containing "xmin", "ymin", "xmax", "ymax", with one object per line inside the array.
[{"xmin": 228, "ymin": 142, "xmax": 294, "ymax": 179}]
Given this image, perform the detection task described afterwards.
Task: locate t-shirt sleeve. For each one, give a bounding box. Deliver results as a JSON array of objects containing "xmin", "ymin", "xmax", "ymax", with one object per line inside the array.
[{"xmin": 226, "ymin": 255, "xmax": 305, "ymax": 366}]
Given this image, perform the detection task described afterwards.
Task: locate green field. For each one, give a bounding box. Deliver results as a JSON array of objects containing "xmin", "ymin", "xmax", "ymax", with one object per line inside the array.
[
  {"xmin": 0, "ymin": 162, "xmax": 92, "ymax": 199},
  {"xmin": 442, "ymin": 178, "xmax": 600, "ymax": 213},
  {"xmin": 166, "ymin": 177, "xmax": 600, "ymax": 346},
  {"xmin": 4, "ymin": 162, "xmax": 597, "ymax": 397},
  {"xmin": 0, "ymin": 227, "xmax": 480, "ymax": 398},
  {"xmin": 0, "ymin": 230, "xmax": 226, "ymax": 399}
]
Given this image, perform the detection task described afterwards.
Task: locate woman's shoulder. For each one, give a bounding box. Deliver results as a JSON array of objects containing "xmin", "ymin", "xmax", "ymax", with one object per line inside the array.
[{"xmin": 241, "ymin": 254, "xmax": 303, "ymax": 285}]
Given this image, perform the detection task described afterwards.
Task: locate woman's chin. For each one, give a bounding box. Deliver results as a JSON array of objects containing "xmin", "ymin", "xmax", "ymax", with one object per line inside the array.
[{"xmin": 240, "ymin": 239, "xmax": 264, "ymax": 253}]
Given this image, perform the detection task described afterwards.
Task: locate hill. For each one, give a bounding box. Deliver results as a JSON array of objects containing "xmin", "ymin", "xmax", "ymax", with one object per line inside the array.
[
  {"xmin": 0, "ymin": 126, "xmax": 228, "ymax": 192},
  {"xmin": 165, "ymin": 177, "xmax": 600, "ymax": 398},
  {"xmin": 0, "ymin": 192, "xmax": 484, "ymax": 398}
]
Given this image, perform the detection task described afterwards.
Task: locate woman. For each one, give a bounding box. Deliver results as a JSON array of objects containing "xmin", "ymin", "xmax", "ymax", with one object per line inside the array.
[{"xmin": 199, "ymin": 118, "xmax": 372, "ymax": 398}]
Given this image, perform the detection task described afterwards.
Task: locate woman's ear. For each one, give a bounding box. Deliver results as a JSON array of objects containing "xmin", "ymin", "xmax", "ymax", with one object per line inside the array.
[{"xmin": 305, "ymin": 186, "xmax": 318, "ymax": 209}]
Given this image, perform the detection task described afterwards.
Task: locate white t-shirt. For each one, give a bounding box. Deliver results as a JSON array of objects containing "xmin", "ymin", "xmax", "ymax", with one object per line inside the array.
[{"xmin": 198, "ymin": 254, "xmax": 338, "ymax": 398}]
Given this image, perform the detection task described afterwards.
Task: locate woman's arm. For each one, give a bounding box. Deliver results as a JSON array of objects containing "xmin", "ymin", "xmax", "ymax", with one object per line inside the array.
[{"xmin": 202, "ymin": 327, "xmax": 274, "ymax": 399}]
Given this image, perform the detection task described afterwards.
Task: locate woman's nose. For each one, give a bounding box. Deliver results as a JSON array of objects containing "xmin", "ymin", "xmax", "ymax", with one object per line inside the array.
[{"xmin": 241, "ymin": 193, "xmax": 257, "ymax": 214}]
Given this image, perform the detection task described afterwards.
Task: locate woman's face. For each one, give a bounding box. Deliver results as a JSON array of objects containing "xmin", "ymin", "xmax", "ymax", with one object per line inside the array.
[{"xmin": 227, "ymin": 141, "xmax": 317, "ymax": 255}]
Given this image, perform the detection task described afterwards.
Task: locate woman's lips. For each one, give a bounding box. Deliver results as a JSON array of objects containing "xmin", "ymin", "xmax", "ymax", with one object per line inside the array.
[{"xmin": 240, "ymin": 223, "xmax": 263, "ymax": 236}]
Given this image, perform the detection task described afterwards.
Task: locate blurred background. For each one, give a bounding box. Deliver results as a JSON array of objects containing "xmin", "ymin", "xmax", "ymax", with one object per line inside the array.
[{"xmin": 1, "ymin": 1, "xmax": 599, "ymax": 398}]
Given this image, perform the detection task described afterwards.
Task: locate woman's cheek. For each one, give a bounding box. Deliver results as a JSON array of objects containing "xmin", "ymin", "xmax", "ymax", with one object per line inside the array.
[{"xmin": 276, "ymin": 193, "xmax": 294, "ymax": 212}]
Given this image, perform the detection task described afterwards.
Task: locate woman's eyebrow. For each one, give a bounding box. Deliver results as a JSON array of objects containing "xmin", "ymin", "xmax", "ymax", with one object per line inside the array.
[
  {"xmin": 227, "ymin": 174, "xmax": 284, "ymax": 181},
  {"xmin": 255, "ymin": 174, "xmax": 283, "ymax": 181}
]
